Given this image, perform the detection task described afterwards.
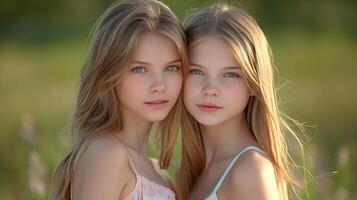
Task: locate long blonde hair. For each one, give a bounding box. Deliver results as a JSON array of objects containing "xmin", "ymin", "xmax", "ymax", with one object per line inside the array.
[
  {"xmin": 178, "ymin": 4, "xmax": 303, "ymax": 200},
  {"xmin": 50, "ymin": 0, "xmax": 187, "ymax": 199}
]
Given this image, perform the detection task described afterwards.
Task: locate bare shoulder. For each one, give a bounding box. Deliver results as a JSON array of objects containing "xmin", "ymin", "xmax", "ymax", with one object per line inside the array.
[
  {"xmin": 224, "ymin": 150, "xmax": 279, "ymax": 200},
  {"xmin": 150, "ymin": 158, "xmax": 174, "ymax": 187},
  {"xmin": 72, "ymin": 135, "xmax": 131, "ymax": 199},
  {"xmin": 78, "ymin": 135, "xmax": 130, "ymax": 170}
]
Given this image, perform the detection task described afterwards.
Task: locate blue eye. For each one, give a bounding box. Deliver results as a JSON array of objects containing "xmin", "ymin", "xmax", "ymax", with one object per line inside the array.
[
  {"xmin": 166, "ymin": 65, "xmax": 179, "ymax": 72},
  {"xmin": 131, "ymin": 66, "xmax": 146, "ymax": 73},
  {"xmin": 223, "ymin": 72, "xmax": 239, "ymax": 78},
  {"xmin": 189, "ymin": 69, "xmax": 204, "ymax": 75}
]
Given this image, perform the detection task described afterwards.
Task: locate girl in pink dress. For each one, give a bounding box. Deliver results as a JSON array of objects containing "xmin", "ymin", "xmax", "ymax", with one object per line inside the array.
[{"xmin": 50, "ymin": 1, "xmax": 187, "ymax": 199}]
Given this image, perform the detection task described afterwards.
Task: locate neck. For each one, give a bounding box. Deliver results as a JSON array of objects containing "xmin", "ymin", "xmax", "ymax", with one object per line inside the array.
[
  {"xmin": 115, "ymin": 107, "xmax": 153, "ymax": 155},
  {"xmin": 200, "ymin": 114, "xmax": 257, "ymax": 167}
]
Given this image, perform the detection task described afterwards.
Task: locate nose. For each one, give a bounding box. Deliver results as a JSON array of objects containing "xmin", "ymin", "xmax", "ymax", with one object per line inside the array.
[
  {"xmin": 150, "ymin": 74, "xmax": 166, "ymax": 94},
  {"xmin": 202, "ymin": 80, "xmax": 220, "ymax": 96}
]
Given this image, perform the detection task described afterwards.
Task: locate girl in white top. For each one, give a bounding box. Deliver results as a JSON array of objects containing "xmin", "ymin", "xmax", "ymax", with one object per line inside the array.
[
  {"xmin": 177, "ymin": 3, "xmax": 302, "ymax": 200},
  {"xmin": 50, "ymin": 0, "xmax": 188, "ymax": 199}
]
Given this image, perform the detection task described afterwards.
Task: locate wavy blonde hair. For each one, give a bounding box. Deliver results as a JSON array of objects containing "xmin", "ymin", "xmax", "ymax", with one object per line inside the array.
[
  {"xmin": 177, "ymin": 4, "xmax": 303, "ymax": 200},
  {"xmin": 50, "ymin": 0, "xmax": 188, "ymax": 199}
]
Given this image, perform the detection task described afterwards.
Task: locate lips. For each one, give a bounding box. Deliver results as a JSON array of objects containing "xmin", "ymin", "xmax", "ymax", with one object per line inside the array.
[
  {"xmin": 196, "ymin": 103, "xmax": 223, "ymax": 112},
  {"xmin": 145, "ymin": 99, "xmax": 169, "ymax": 104},
  {"xmin": 144, "ymin": 99, "xmax": 169, "ymax": 109}
]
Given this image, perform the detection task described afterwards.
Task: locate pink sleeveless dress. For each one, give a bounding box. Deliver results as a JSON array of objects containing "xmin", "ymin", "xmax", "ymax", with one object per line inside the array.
[
  {"xmin": 121, "ymin": 157, "xmax": 176, "ymax": 200},
  {"xmin": 70, "ymin": 134, "xmax": 176, "ymax": 200}
]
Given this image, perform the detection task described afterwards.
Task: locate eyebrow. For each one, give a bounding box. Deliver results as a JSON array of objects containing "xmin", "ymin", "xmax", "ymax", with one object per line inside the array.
[
  {"xmin": 132, "ymin": 59, "xmax": 182, "ymax": 66},
  {"xmin": 223, "ymin": 66, "xmax": 241, "ymax": 70},
  {"xmin": 189, "ymin": 62, "xmax": 241, "ymax": 70}
]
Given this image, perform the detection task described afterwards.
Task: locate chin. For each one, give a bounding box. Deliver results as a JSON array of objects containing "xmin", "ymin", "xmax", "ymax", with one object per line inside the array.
[
  {"xmin": 143, "ymin": 112, "xmax": 170, "ymax": 122},
  {"xmin": 193, "ymin": 115, "xmax": 225, "ymax": 126}
]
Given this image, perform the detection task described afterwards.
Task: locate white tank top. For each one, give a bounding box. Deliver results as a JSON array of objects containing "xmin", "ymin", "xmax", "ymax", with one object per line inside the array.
[{"xmin": 205, "ymin": 146, "xmax": 265, "ymax": 200}]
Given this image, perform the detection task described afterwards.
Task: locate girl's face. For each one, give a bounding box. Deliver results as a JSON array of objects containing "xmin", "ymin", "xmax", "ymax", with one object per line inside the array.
[
  {"xmin": 184, "ymin": 36, "xmax": 251, "ymax": 126},
  {"xmin": 116, "ymin": 32, "xmax": 183, "ymax": 122}
]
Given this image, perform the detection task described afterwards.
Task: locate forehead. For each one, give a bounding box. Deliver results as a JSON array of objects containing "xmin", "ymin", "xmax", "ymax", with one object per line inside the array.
[
  {"xmin": 132, "ymin": 31, "xmax": 180, "ymax": 63},
  {"xmin": 189, "ymin": 36, "xmax": 239, "ymax": 69}
]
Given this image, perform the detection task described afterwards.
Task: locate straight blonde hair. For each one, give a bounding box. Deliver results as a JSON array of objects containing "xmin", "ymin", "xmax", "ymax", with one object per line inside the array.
[
  {"xmin": 50, "ymin": 0, "xmax": 188, "ymax": 199},
  {"xmin": 177, "ymin": 4, "xmax": 303, "ymax": 200}
]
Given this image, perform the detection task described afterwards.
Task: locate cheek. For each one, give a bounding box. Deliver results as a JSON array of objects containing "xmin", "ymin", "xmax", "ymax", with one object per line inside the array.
[
  {"xmin": 224, "ymin": 82, "xmax": 251, "ymax": 108},
  {"xmin": 167, "ymin": 74, "xmax": 183, "ymax": 95},
  {"xmin": 184, "ymin": 77, "xmax": 200, "ymax": 104},
  {"xmin": 117, "ymin": 76, "xmax": 147, "ymax": 99}
]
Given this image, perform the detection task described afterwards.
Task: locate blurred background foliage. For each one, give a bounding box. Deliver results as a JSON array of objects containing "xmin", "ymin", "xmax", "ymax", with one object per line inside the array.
[{"xmin": 0, "ymin": 0, "xmax": 356, "ymax": 199}]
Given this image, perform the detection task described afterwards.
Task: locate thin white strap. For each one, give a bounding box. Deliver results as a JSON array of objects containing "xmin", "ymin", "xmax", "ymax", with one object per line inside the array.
[{"xmin": 211, "ymin": 146, "xmax": 264, "ymax": 193}]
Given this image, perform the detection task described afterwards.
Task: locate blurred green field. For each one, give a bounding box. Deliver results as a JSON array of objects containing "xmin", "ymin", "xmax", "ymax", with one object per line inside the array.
[{"xmin": 1, "ymin": 0, "xmax": 357, "ymax": 199}]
